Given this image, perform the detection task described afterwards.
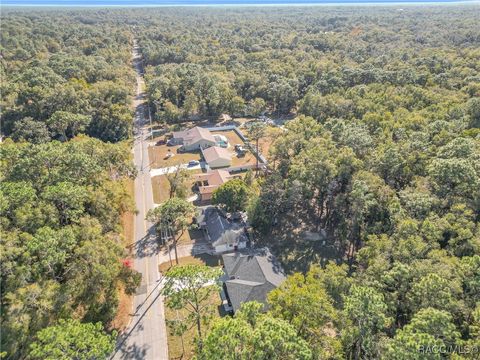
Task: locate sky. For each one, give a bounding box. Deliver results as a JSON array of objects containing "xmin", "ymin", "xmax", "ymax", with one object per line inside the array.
[{"xmin": 2, "ymin": 0, "xmax": 479, "ymax": 6}]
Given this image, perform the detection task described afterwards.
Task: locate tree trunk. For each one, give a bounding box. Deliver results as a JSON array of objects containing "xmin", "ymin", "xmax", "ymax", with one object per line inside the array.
[
  {"xmin": 196, "ymin": 315, "xmax": 203, "ymax": 356},
  {"xmin": 177, "ymin": 310, "xmax": 186, "ymax": 357},
  {"xmin": 174, "ymin": 231, "xmax": 182, "ymax": 265}
]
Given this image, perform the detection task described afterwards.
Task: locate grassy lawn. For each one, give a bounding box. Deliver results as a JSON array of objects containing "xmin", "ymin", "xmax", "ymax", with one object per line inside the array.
[
  {"xmin": 159, "ymin": 253, "xmax": 222, "ymax": 273},
  {"xmin": 151, "ymin": 169, "xmax": 204, "ymax": 205},
  {"xmin": 231, "ymin": 150, "xmax": 257, "ymax": 167},
  {"xmin": 162, "ymin": 253, "xmax": 225, "ymax": 359},
  {"xmin": 177, "ymin": 227, "xmax": 205, "ymax": 246},
  {"xmin": 148, "ymin": 144, "xmax": 202, "ymax": 169},
  {"xmin": 151, "ymin": 175, "xmax": 171, "ymax": 204},
  {"xmin": 211, "ymin": 129, "xmax": 244, "ymax": 147},
  {"xmin": 165, "ymin": 289, "xmax": 226, "ymax": 360}
]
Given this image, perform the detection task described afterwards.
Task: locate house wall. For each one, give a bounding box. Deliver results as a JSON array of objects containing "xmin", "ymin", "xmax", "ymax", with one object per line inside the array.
[
  {"xmin": 182, "ymin": 139, "xmax": 215, "ymax": 151},
  {"xmin": 200, "ymin": 191, "xmax": 214, "ymax": 201}
]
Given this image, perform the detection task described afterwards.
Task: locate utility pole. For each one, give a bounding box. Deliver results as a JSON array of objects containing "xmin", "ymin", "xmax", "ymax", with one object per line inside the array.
[{"xmin": 148, "ymin": 101, "xmax": 153, "ymax": 140}]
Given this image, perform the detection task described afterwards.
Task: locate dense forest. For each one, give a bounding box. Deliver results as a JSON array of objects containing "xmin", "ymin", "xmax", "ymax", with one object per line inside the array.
[
  {"xmin": 0, "ymin": 10, "xmax": 140, "ymax": 359},
  {"xmin": 136, "ymin": 6, "xmax": 480, "ymax": 359},
  {"xmin": 1, "ymin": 10, "xmax": 135, "ymax": 142},
  {"xmin": 1, "ymin": 5, "xmax": 480, "ymax": 359},
  {"xmin": 136, "ymin": 7, "xmax": 480, "ymax": 123}
]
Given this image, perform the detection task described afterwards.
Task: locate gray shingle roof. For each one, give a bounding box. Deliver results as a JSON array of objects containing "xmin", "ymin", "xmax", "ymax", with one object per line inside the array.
[
  {"xmin": 204, "ymin": 207, "xmax": 247, "ymax": 248},
  {"xmin": 222, "ymin": 248, "xmax": 285, "ymax": 312}
]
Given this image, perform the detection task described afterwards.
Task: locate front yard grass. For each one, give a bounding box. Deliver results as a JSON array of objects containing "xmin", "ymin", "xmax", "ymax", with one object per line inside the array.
[
  {"xmin": 158, "ymin": 253, "xmax": 222, "ymax": 273},
  {"xmin": 177, "ymin": 227, "xmax": 205, "ymax": 246},
  {"xmin": 151, "ymin": 174, "xmax": 171, "ymax": 204},
  {"xmin": 165, "ymin": 289, "xmax": 226, "ymax": 360},
  {"xmin": 151, "ymin": 169, "xmax": 204, "ymax": 205},
  {"xmin": 148, "ymin": 144, "xmax": 202, "ymax": 169},
  {"xmin": 162, "ymin": 253, "xmax": 225, "ymax": 360}
]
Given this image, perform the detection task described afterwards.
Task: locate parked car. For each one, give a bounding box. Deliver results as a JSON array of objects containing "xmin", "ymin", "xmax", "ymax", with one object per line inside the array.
[
  {"xmin": 156, "ymin": 139, "xmax": 166, "ymax": 146},
  {"xmin": 188, "ymin": 160, "xmax": 200, "ymax": 167}
]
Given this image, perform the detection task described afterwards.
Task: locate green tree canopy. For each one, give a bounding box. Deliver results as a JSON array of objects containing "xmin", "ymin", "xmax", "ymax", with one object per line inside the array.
[
  {"xmin": 202, "ymin": 302, "xmax": 312, "ymax": 360},
  {"xmin": 212, "ymin": 179, "xmax": 249, "ymax": 213},
  {"xmin": 147, "ymin": 197, "xmax": 195, "ymax": 264},
  {"xmin": 28, "ymin": 319, "xmax": 116, "ymax": 360}
]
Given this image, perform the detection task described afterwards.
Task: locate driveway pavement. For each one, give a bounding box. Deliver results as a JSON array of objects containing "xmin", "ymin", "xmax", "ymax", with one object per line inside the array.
[{"xmin": 150, "ymin": 162, "xmax": 203, "ymax": 177}]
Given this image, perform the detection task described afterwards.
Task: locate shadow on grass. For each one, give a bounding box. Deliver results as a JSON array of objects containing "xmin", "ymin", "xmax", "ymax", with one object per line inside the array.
[{"xmin": 158, "ymin": 253, "xmax": 222, "ymax": 273}]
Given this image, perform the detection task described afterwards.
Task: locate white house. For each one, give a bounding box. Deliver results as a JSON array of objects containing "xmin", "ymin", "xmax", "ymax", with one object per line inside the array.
[
  {"xmin": 197, "ymin": 206, "xmax": 248, "ymax": 253},
  {"xmin": 212, "ymin": 228, "xmax": 248, "ymax": 253},
  {"xmin": 202, "ymin": 146, "xmax": 232, "ymax": 168}
]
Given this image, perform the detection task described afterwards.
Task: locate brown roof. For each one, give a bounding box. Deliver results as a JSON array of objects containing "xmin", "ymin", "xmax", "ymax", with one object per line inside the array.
[
  {"xmin": 195, "ymin": 170, "xmax": 232, "ymax": 195},
  {"xmin": 202, "ymin": 146, "xmax": 232, "ymax": 164}
]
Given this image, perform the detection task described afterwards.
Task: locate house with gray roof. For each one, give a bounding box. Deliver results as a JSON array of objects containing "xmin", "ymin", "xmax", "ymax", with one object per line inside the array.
[
  {"xmin": 196, "ymin": 206, "xmax": 248, "ymax": 253},
  {"xmin": 221, "ymin": 248, "xmax": 286, "ymax": 313},
  {"xmin": 172, "ymin": 126, "xmax": 216, "ymax": 151}
]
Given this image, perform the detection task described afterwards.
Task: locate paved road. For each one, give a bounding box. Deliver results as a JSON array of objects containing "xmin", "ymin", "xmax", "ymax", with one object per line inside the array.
[{"xmin": 111, "ymin": 41, "xmax": 169, "ymax": 360}]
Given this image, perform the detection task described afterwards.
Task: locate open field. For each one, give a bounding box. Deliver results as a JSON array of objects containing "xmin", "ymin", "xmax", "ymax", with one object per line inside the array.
[{"xmin": 148, "ymin": 143, "xmax": 202, "ymax": 169}]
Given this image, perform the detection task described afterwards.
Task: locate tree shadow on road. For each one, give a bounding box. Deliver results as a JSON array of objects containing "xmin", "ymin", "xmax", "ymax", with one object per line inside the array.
[
  {"xmin": 110, "ymin": 282, "xmax": 164, "ymax": 360},
  {"xmin": 133, "ymin": 225, "xmax": 161, "ymax": 258},
  {"xmin": 111, "ymin": 339, "xmax": 148, "ymax": 360}
]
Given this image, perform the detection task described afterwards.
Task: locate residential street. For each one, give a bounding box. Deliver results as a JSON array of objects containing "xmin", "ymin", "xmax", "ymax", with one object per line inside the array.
[{"xmin": 111, "ymin": 41, "xmax": 169, "ymax": 360}]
